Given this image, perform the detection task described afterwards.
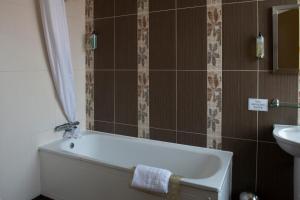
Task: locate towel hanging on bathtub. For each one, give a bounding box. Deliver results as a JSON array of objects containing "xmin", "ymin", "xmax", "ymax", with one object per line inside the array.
[
  {"xmin": 131, "ymin": 165, "xmax": 181, "ymax": 200},
  {"xmin": 132, "ymin": 164, "xmax": 172, "ymax": 194},
  {"xmin": 39, "ymin": 0, "xmax": 79, "ymax": 138}
]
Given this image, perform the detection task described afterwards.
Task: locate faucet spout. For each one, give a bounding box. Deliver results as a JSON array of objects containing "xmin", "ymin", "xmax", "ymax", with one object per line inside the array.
[{"xmin": 55, "ymin": 121, "xmax": 80, "ymax": 132}]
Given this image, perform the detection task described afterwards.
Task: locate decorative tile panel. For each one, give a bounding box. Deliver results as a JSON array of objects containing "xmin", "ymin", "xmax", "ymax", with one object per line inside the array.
[
  {"xmin": 90, "ymin": 0, "xmax": 296, "ymax": 198},
  {"xmin": 297, "ymin": 0, "xmax": 300, "ymax": 125},
  {"xmin": 86, "ymin": 0, "xmax": 94, "ymax": 130},
  {"xmin": 137, "ymin": 0, "xmax": 150, "ymax": 138},
  {"xmin": 207, "ymin": 0, "xmax": 222, "ymax": 149}
]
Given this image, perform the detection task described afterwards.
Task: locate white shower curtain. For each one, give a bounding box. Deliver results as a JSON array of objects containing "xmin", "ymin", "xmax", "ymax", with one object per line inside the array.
[{"xmin": 40, "ymin": 0, "xmax": 79, "ymax": 138}]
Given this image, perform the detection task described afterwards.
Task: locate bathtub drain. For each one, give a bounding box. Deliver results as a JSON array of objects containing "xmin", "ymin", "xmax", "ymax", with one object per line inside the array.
[{"xmin": 70, "ymin": 142, "xmax": 75, "ymax": 149}]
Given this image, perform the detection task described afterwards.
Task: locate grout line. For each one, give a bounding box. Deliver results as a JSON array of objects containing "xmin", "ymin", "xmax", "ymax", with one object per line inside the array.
[
  {"xmin": 115, "ymin": 122, "xmax": 138, "ymax": 127},
  {"xmin": 115, "ymin": 13, "xmax": 137, "ymax": 18},
  {"xmin": 94, "ymin": 119, "xmax": 114, "ymax": 124},
  {"xmin": 93, "ymin": 16, "xmax": 115, "ymax": 21},
  {"xmin": 255, "ymin": 0, "xmax": 259, "ymax": 192},
  {"xmin": 150, "ymin": 8, "xmax": 177, "ymax": 13},
  {"xmin": 150, "ymin": 126, "xmax": 178, "ymax": 133},
  {"xmin": 113, "ymin": 0, "xmax": 116, "ymax": 135},
  {"xmin": 177, "ymin": 4, "xmax": 207, "ymax": 10},
  {"xmin": 222, "ymin": 0, "xmax": 258, "ymax": 6},
  {"xmin": 220, "ymin": 0, "xmax": 223, "ymax": 150},
  {"xmin": 175, "ymin": 0, "xmax": 178, "ymax": 143},
  {"xmin": 257, "ymin": 140, "xmax": 277, "ymax": 144}
]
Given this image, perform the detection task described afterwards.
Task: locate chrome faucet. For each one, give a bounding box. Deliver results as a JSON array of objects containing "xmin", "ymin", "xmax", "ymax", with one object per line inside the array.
[{"xmin": 54, "ymin": 121, "xmax": 80, "ymax": 132}]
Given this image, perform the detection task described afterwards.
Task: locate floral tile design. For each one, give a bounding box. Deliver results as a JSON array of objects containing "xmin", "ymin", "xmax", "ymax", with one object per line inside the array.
[
  {"xmin": 207, "ymin": 0, "xmax": 222, "ymax": 149},
  {"xmin": 86, "ymin": 0, "xmax": 94, "ymax": 21},
  {"xmin": 297, "ymin": 3, "xmax": 300, "ymax": 125},
  {"xmin": 86, "ymin": 0, "xmax": 94, "ymax": 130},
  {"xmin": 137, "ymin": 0, "xmax": 150, "ymax": 138}
]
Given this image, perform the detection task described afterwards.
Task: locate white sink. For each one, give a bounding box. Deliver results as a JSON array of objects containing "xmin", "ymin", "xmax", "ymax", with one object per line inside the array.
[
  {"xmin": 273, "ymin": 125, "xmax": 300, "ymax": 157},
  {"xmin": 273, "ymin": 125, "xmax": 300, "ymax": 200}
]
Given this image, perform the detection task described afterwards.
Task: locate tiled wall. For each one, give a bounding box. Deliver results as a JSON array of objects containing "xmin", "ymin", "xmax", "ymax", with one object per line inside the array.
[
  {"xmin": 91, "ymin": 0, "xmax": 297, "ymax": 199},
  {"xmin": 0, "ymin": 0, "xmax": 86, "ymax": 199}
]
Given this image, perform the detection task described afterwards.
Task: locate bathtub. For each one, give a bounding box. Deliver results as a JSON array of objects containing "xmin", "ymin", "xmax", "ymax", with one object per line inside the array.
[{"xmin": 39, "ymin": 131, "xmax": 233, "ymax": 200}]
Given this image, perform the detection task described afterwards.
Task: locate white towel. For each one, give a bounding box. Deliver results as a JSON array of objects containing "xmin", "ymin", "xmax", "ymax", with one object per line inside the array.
[{"xmin": 131, "ymin": 164, "xmax": 172, "ymax": 194}]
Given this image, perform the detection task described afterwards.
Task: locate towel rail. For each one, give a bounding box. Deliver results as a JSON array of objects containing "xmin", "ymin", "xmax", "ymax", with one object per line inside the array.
[{"xmin": 269, "ymin": 98, "xmax": 300, "ymax": 109}]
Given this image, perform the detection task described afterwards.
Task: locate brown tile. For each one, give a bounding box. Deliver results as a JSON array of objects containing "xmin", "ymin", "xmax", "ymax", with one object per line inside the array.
[
  {"xmin": 150, "ymin": 128, "xmax": 176, "ymax": 143},
  {"xmin": 115, "ymin": 15, "xmax": 137, "ymax": 69},
  {"xmin": 115, "ymin": 124, "xmax": 138, "ymax": 137},
  {"xmin": 177, "ymin": 132, "xmax": 206, "ymax": 147},
  {"xmin": 222, "ymin": 138, "xmax": 257, "ymax": 200},
  {"xmin": 259, "ymin": 0, "xmax": 297, "ymax": 70},
  {"xmin": 115, "ymin": 71, "xmax": 137, "ymax": 125},
  {"xmin": 149, "ymin": 0, "xmax": 175, "ymax": 11},
  {"xmin": 258, "ymin": 72, "xmax": 298, "ymax": 142},
  {"xmin": 149, "ymin": 11, "xmax": 176, "ymax": 70},
  {"xmin": 177, "ymin": 7, "xmax": 206, "ymax": 70},
  {"xmin": 115, "ymin": 0, "xmax": 137, "ymax": 16},
  {"xmin": 94, "ymin": 71, "xmax": 114, "ymax": 122},
  {"xmin": 257, "ymin": 142, "xmax": 293, "ymax": 199},
  {"xmin": 150, "ymin": 71, "xmax": 176, "ymax": 129},
  {"xmin": 222, "ymin": 71, "xmax": 257, "ymax": 140},
  {"xmin": 94, "ymin": 121, "xmax": 114, "ymax": 133},
  {"xmin": 94, "ymin": 19, "xmax": 114, "ymax": 70},
  {"xmin": 94, "ymin": 0, "xmax": 114, "ymax": 18},
  {"xmin": 177, "ymin": 71, "xmax": 207, "ymax": 133},
  {"xmin": 223, "ymin": 2, "xmax": 258, "ymax": 70},
  {"xmin": 177, "ymin": 0, "xmax": 206, "ymax": 8}
]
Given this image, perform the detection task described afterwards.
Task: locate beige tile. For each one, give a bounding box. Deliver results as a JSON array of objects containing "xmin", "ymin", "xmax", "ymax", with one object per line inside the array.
[
  {"xmin": 0, "ymin": 71, "xmax": 57, "ymax": 135},
  {"xmin": 67, "ymin": 2, "xmax": 86, "ymax": 70},
  {"xmin": 0, "ymin": 129, "xmax": 41, "ymax": 200},
  {"xmin": 0, "ymin": 0, "xmax": 86, "ymax": 72},
  {"xmin": 36, "ymin": 129, "xmax": 62, "ymax": 147},
  {"xmin": 75, "ymin": 69, "xmax": 86, "ymax": 125},
  {"xmin": 65, "ymin": 0, "xmax": 85, "ymax": 19},
  {"xmin": 0, "ymin": 0, "xmax": 48, "ymax": 71}
]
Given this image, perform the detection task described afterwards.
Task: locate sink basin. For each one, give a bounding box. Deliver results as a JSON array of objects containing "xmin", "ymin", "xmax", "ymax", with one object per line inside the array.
[
  {"xmin": 273, "ymin": 124, "xmax": 300, "ymax": 200},
  {"xmin": 273, "ymin": 125, "xmax": 300, "ymax": 157}
]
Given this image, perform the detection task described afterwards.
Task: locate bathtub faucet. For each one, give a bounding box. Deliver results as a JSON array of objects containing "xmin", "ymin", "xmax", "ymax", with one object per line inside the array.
[{"xmin": 54, "ymin": 121, "xmax": 80, "ymax": 132}]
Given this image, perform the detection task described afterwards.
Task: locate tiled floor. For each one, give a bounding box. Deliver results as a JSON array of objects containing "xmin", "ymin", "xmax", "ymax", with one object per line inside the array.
[{"xmin": 32, "ymin": 195, "xmax": 53, "ymax": 200}]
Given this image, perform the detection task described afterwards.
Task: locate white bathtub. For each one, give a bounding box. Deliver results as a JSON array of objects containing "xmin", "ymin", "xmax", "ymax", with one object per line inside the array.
[{"xmin": 39, "ymin": 131, "xmax": 233, "ymax": 200}]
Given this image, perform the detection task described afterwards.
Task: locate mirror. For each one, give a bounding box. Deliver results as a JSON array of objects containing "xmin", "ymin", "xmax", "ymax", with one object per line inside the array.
[{"xmin": 273, "ymin": 4, "xmax": 300, "ymax": 73}]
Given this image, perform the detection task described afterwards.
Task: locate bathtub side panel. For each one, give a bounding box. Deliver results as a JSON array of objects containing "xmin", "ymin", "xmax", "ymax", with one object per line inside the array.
[
  {"xmin": 181, "ymin": 186, "xmax": 218, "ymax": 200},
  {"xmin": 40, "ymin": 152, "xmax": 162, "ymax": 200}
]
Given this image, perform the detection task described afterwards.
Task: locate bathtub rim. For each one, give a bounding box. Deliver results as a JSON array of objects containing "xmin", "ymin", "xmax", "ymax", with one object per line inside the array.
[{"xmin": 39, "ymin": 130, "xmax": 233, "ymax": 193}]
